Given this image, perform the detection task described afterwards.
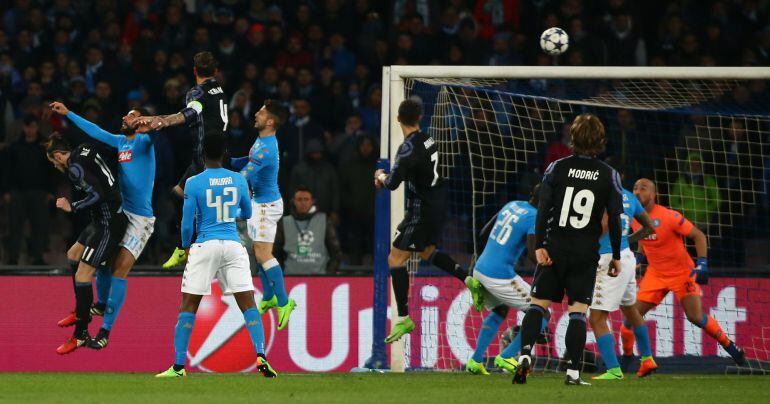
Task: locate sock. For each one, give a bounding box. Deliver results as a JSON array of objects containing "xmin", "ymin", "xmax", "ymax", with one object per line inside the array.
[
  {"xmin": 258, "ymin": 267, "xmax": 275, "ymax": 301},
  {"xmin": 95, "ymin": 266, "xmax": 112, "ymax": 305},
  {"xmin": 633, "ymin": 324, "xmax": 653, "ymax": 358},
  {"xmin": 243, "ymin": 308, "xmax": 266, "ymax": 355},
  {"xmin": 596, "ymin": 333, "xmax": 620, "ymax": 370},
  {"xmin": 102, "ymin": 277, "xmax": 127, "ymax": 331},
  {"xmin": 74, "ymin": 281, "xmax": 93, "ymax": 336},
  {"xmin": 620, "ymin": 322, "xmax": 635, "ymax": 356},
  {"xmin": 502, "ymin": 317, "xmax": 548, "ymax": 358},
  {"xmin": 263, "ymin": 259, "xmax": 288, "ymax": 306},
  {"xmin": 472, "ymin": 312, "xmax": 504, "ymax": 362},
  {"xmin": 174, "ymin": 312, "xmax": 196, "ymax": 367},
  {"xmin": 565, "ymin": 312, "xmax": 587, "ymax": 371},
  {"xmin": 699, "ymin": 314, "xmax": 731, "ymax": 347},
  {"xmin": 389, "ymin": 266, "xmax": 410, "ymax": 317},
  {"xmin": 69, "ymin": 261, "xmax": 78, "ymax": 300},
  {"xmin": 518, "ymin": 305, "xmax": 547, "ymax": 357},
  {"xmin": 427, "ymin": 250, "xmax": 468, "ymax": 281}
]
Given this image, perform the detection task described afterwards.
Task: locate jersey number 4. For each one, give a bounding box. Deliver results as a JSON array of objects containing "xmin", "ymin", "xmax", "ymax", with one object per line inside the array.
[
  {"xmin": 206, "ymin": 187, "xmax": 238, "ymax": 222},
  {"xmin": 559, "ymin": 186, "xmax": 595, "ymax": 229},
  {"xmin": 219, "ymin": 100, "xmax": 229, "ymax": 131}
]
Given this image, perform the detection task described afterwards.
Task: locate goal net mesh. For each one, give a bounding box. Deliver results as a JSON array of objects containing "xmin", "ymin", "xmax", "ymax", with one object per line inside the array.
[{"xmin": 395, "ymin": 75, "xmax": 770, "ymax": 374}]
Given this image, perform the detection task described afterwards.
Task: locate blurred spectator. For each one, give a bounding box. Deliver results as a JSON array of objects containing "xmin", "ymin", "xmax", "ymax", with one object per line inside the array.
[
  {"xmin": 358, "ymin": 86, "xmax": 382, "ymax": 136},
  {"xmin": 4, "ymin": 115, "xmax": 52, "ymax": 265},
  {"xmin": 338, "ymin": 135, "xmax": 377, "ymax": 265},
  {"xmin": 276, "ymin": 35, "xmax": 313, "ymax": 71},
  {"xmin": 669, "ymin": 152, "xmax": 721, "ymax": 229},
  {"xmin": 544, "ymin": 123, "xmax": 571, "ymax": 169},
  {"xmin": 473, "ymin": 0, "xmax": 519, "ymax": 41},
  {"xmin": 282, "ymin": 98, "xmax": 325, "ymax": 172},
  {"xmin": 605, "ymin": 10, "xmax": 646, "ymax": 66},
  {"xmin": 273, "ymin": 186, "xmax": 342, "ymax": 275},
  {"xmin": 325, "ymin": 33, "xmax": 357, "ymax": 80},
  {"xmin": 329, "ymin": 114, "xmax": 369, "ymax": 167},
  {"xmin": 290, "ymin": 139, "xmax": 340, "ymax": 224}
]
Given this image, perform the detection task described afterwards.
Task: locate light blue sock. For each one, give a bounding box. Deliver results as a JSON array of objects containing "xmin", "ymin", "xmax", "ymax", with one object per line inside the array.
[
  {"xmin": 501, "ymin": 317, "xmax": 548, "ymax": 358},
  {"xmin": 264, "ymin": 261, "xmax": 288, "ymax": 306},
  {"xmin": 173, "ymin": 312, "xmax": 196, "ymax": 366},
  {"xmin": 634, "ymin": 324, "xmax": 653, "ymax": 358},
  {"xmin": 472, "ymin": 312, "xmax": 504, "ymax": 362},
  {"xmin": 95, "ymin": 266, "xmax": 112, "ymax": 305},
  {"xmin": 596, "ymin": 333, "xmax": 620, "ymax": 370},
  {"xmin": 102, "ymin": 277, "xmax": 127, "ymax": 331},
  {"xmin": 258, "ymin": 267, "xmax": 275, "ymax": 301},
  {"xmin": 243, "ymin": 308, "xmax": 265, "ymax": 355}
]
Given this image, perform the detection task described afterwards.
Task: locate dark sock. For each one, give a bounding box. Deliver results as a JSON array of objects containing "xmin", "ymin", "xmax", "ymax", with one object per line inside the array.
[
  {"xmin": 69, "ymin": 261, "xmax": 78, "ymax": 300},
  {"xmin": 173, "ymin": 364, "xmax": 185, "ymax": 372},
  {"xmin": 389, "ymin": 267, "xmax": 410, "ymax": 317},
  {"xmin": 565, "ymin": 312, "xmax": 587, "ymax": 371},
  {"xmin": 428, "ymin": 250, "xmax": 468, "ymax": 281},
  {"xmin": 74, "ymin": 281, "xmax": 93, "ymax": 337},
  {"xmin": 519, "ymin": 305, "xmax": 546, "ymax": 357}
]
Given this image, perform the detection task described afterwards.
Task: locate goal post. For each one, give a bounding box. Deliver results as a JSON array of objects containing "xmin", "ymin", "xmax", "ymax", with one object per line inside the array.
[{"xmin": 372, "ymin": 65, "xmax": 770, "ymax": 374}]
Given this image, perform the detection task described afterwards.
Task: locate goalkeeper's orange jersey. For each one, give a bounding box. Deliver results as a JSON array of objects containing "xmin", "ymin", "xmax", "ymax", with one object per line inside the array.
[{"xmin": 631, "ymin": 204, "xmax": 695, "ymax": 277}]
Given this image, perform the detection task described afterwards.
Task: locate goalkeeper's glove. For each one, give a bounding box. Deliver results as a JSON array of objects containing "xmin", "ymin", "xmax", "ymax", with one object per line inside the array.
[{"xmin": 691, "ymin": 257, "xmax": 709, "ymax": 285}]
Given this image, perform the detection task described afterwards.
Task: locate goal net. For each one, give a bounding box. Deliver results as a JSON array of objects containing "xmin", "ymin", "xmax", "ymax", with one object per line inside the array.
[{"xmin": 372, "ymin": 66, "xmax": 770, "ymax": 374}]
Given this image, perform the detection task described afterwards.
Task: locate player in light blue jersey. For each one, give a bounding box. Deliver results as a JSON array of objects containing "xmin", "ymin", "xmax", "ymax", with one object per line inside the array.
[
  {"xmin": 466, "ymin": 185, "xmax": 549, "ymax": 375},
  {"xmin": 231, "ymin": 100, "xmax": 295, "ymax": 330},
  {"xmin": 589, "ymin": 158, "xmax": 656, "ymax": 380},
  {"xmin": 51, "ymin": 101, "xmax": 157, "ymax": 349},
  {"xmin": 156, "ymin": 134, "xmax": 276, "ymax": 378}
]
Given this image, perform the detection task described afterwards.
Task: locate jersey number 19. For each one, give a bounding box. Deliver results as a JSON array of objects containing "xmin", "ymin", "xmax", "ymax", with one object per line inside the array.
[
  {"xmin": 559, "ymin": 186, "xmax": 595, "ymax": 229},
  {"xmin": 206, "ymin": 187, "xmax": 238, "ymax": 222}
]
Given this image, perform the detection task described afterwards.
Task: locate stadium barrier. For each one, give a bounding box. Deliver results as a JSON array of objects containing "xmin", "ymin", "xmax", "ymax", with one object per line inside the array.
[{"xmin": 1, "ymin": 274, "xmax": 767, "ymax": 373}]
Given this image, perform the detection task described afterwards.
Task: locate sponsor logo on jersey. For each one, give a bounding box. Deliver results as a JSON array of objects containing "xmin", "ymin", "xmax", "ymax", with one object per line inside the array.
[{"xmin": 118, "ymin": 150, "xmax": 133, "ymax": 163}]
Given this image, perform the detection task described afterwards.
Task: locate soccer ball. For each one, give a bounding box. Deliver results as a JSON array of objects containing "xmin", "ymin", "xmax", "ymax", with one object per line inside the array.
[{"xmin": 540, "ymin": 27, "xmax": 569, "ymax": 56}]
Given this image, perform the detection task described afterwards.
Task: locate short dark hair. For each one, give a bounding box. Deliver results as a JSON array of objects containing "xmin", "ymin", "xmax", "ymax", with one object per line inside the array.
[
  {"xmin": 193, "ymin": 52, "xmax": 218, "ymax": 77},
  {"xmin": 294, "ymin": 185, "xmax": 314, "ymax": 196},
  {"xmin": 569, "ymin": 114, "xmax": 606, "ymax": 156},
  {"xmin": 397, "ymin": 99, "xmax": 422, "ymax": 126},
  {"xmin": 44, "ymin": 132, "xmax": 71, "ymax": 156},
  {"xmin": 22, "ymin": 114, "xmax": 38, "ymax": 126},
  {"xmin": 202, "ymin": 134, "xmax": 226, "ymax": 161},
  {"xmin": 529, "ymin": 183, "xmax": 541, "ymax": 206},
  {"xmin": 264, "ymin": 99, "xmax": 289, "ymax": 127}
]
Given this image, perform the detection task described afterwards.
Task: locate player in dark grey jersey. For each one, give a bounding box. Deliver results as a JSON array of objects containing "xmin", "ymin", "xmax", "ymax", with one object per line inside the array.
[
  {"xmin": 374, "ymin": 99, "xmax": 484, "ymax": 344},
  {"xmin": 513, "ymin": 114, "xmax": 623, "ymax": 386},
  {"xmin": 135, "ymin": 52, "xmax": 228, "ymax": 268}
]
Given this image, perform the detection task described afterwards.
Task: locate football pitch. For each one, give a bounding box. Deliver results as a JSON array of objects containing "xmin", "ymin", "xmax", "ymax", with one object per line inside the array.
[{"xmin": 0, "ymin": 373, "xmax": 768, "ymax": 404}]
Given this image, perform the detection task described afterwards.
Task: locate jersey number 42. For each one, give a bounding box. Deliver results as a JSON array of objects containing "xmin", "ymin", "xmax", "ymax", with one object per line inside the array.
[{"xmin": 206, "ymin": 187, "xmax": 238, "ymax": 222}]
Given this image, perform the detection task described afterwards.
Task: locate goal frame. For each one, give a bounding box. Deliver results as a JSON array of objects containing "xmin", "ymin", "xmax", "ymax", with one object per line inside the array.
[{"xmin": 372, "ymin": 65, "xmax": 770, "ymax": 372}]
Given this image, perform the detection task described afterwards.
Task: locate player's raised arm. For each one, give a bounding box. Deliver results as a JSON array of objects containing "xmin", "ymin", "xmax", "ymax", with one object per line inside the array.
[
  {"xmin": 629, "ymin": 211, "xmax": 655, "ymax": 243},
  {"xmin": 180, "ymin": 182, "xmax": 197, "ymax": 249},
  {"xmin": 51, "ymin": 102, "xmax": 122, "ymax": 148}
]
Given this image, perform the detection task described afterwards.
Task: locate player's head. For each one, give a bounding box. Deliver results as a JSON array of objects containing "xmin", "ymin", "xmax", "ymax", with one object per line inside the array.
[
  {"xmin": 397, "ymin": 99, "xmax": 422, "ymax": 129},
  {"xmin": 44, "ymin": 132, "xmax": 72, "ymax": 172},
  {"xmin": 604, "ymin": 156, "xmax": 624, "ymax": 180},
  {"xmin": 121, "ymin": 107, "xmax": 148, "ymax": 136},
  {"xmin": 193, "ymin": 51, "xmax": 218, "ymax": 79},
  {"xmin": 529, "ymin": 183, "xmax": 541, "ymax": 206},
  {"xmin": 293, "ymin": 185, "xmax": 315, "ymax": 215},
  {"xmin": 569, "ymin": 114, "xmax": 606, "ymax": 157},
  {"xmin": 202, "ymin": 133, "xmax": 227, "ymax": 165},
  {"xmin": 255, "ymin": 99, "xmax": 289, "ymax": 131},
  {"xmin": 633, "ymin": 178, "xmax": 657, "ymax": 207}
]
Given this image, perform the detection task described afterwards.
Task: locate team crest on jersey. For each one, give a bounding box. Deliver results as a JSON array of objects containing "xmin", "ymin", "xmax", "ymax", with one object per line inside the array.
[
  {"xmin": 118, "ymin": 150, "xmax": 133, "ymax": 162},
  {"xmin": 262, "ymin": 147, "xmax": 268, "ymax": 153}
]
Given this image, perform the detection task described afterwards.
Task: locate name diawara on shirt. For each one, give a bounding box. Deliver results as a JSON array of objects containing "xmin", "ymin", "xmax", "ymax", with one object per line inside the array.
[{"xmin": 209, "ymin": 177, "xmax": 234, "ymax": 186}]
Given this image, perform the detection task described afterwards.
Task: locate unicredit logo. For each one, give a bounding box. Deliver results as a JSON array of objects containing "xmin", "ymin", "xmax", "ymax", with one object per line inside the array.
[{"xmin": 187, "ymin": 281, "xmax": 275, "ymax": 372}]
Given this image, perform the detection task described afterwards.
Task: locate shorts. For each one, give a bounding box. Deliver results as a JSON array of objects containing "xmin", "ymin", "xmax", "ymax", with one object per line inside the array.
[
  {"xmin": 392, "ymin": 218, "xmax": 441, "ymax": 252},
  {"xmin": 474, "ymin": 271, "xmax": 531, "ymax": 311},
  {"xmin": 247, "ymin": 199, "xmax": 284, "ymax": 243},
  {"xmin": 637, "ymin": 268, "xmax": 701, "ymax": 305},
  {"xmin": 590, "ymin": 248, "xmax": 637, "ymax": 312},
  {"xmin": 182, "ymin": 239, "xmax": 254, "ymax": 295},
  {"xmin": 178, "ymin": 163, "xmax": 203, "ymax": 189},
  {"xmin": 530, "ymin": 248, "xmax": 598, "ymax": 306},
  {"xmin": 77, "ymin": 211, "xmax": 128, "ymax": 268},
  {"xmin": 120, "ymin": 211, "xmax": 156, "ymax": 260}
]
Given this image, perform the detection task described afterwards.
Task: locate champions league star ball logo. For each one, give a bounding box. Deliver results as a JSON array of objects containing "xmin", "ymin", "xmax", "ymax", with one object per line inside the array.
[
  {"xmin": 187, "ymin": 281, "xmax": 276, "ymax": 372},
  {"xmin": 298, "ymin": 230, "xmax": 314, "ymax": 246}
]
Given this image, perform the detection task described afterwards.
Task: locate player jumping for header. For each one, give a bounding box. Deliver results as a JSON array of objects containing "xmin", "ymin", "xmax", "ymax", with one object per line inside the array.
[
  {"xmin": 51, "ymin": 102, "xmax": 157, "ymax": 350},
  {"xmin": 46, "ymin": 134, "xmax": 128, "ymax": 354},
  {"xmin": 230, "ymin": 100, "xmax": 295, "ymax": 330},
  {"xmin": 619, "ymin": 178, "xmax": 747, "ymax": 368},
  {"xmin": 156, "ymin": 134, "xmax": 276, "ymax": 378},
  {"xmin": 137, "ymin": 51, "xmax": 229, "ymax": 269},
  {"xmin": 589, "ymin": 158, "xmax": 656, "ymax": 380},
  {"xmin": 374, "ymin": 99, "xmax": 484, "ymax": 344},
  {"xmin": 466, "ymin": 184, "xmax": 549, "ymax": 375},
  {"xmin": 513, "ymin": 114, "xmax": 624, "ymax": 386}
]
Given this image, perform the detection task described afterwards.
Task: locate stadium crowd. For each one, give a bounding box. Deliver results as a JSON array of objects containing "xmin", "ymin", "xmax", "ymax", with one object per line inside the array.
[{"xmin": 0, "ymin": 0, "xmax": 769, "ymax": 268}]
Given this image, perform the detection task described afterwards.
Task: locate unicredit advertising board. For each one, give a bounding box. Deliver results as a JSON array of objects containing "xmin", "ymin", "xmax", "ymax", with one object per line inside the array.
[{"xmin": 0, "ymin": 276, "xmax": 767, "ymax": 372}]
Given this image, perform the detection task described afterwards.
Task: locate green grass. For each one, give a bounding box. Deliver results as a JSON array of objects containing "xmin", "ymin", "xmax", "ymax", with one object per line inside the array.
[{"xmin": 0, "ymin": 372, "xmax": 767, "ymax": 404}]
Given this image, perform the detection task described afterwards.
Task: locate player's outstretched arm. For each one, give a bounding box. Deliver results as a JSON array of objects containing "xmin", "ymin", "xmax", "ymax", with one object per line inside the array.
[
  {"xmin": 629, "ymin": 211, "xmax": 655, "ymax": 243},
  {"xmin": 51, "ymin": 102, "xmax": 121, "ymax": 147}
]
